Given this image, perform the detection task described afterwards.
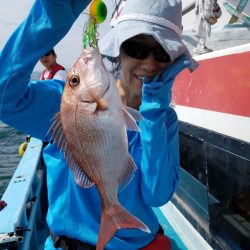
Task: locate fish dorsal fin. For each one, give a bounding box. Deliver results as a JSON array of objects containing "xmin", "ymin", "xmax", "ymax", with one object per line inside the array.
[
  {"xmin": 47, "ymin": 112, "xmax": 68, "ymax": 151},
  {"xmin": 119, "ymin": 155, "xmax": 137, "ymax": 191},
  {"xmin": 122, "ymin": 107, "xmax": 142, "ymax": 132},
  {"xmin": 125, "ymin": 106, "xmax": 143, "ymax": 121},
  {"xmin": 48, "ymin": 112, "xmax": 95, "ymax": 188}
]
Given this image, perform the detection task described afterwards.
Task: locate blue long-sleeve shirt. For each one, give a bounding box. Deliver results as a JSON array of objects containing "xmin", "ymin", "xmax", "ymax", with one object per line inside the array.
[{"xmin": 0, "ymin": 1, "xmax": 181, "ymax": 249}]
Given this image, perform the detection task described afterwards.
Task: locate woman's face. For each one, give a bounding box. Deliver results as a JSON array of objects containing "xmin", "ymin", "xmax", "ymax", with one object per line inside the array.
[{"xmin": 119, "ymin": 35, "xmax": 171, "ymax": 108}]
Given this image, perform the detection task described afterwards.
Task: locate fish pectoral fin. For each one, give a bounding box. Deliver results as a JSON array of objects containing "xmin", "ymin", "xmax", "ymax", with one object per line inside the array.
[
  {"xmin": 122, "ymin": 107, "xmax": 141, "ymax": 132},
  {"xmin": 119, "ymin": 155, "xmax": 137, "ymax": 191},
  {"xmin": 47, "ymin": 112, "xmax": 68, "ymax": 152}
]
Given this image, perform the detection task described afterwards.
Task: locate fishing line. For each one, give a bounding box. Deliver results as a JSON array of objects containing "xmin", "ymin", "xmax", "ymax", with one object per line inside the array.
[{"xmin": 0, "ymin": 19, "xmax": 18, "ymax": 26}]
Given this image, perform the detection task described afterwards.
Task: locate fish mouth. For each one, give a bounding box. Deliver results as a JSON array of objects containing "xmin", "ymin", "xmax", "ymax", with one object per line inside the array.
[{"xmin": 80, "ymin": 80, "xmax": 110, "ymax": 103}]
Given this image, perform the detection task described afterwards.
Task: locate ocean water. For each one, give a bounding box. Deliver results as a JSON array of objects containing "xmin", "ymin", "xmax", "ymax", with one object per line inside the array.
[
  {"xmin": 0, "ymin": 71, "xmax": 41, "ymax": 198},
  {"xmin": 0, "ymin": 123, "xmax": 26, "ymax": 198}
]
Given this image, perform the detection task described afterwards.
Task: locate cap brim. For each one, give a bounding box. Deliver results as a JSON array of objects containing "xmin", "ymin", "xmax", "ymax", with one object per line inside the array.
[{"xmin": 99, "ymin": 20, "xmax": 188, "ymax": 62}]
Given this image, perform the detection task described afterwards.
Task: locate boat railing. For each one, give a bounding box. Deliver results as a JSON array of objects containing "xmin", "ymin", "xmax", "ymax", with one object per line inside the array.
[
  {"xmin": 0, "ymin": 138, "xmax": 48, "ymax": 250},
  {"xmin": 182, "ymin": 1, "xmax": 195, "ymax": 16}
]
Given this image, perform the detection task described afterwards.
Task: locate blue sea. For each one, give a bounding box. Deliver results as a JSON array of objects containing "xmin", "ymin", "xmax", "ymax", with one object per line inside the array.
[{"xmin": 0, "ymin": 71, "xmax": 41, "ymax": 198}]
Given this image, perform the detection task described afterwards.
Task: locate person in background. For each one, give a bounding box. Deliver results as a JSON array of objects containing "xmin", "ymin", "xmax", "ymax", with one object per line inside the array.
[
  {"xmin": 40, "ymin": 48, "xmax": 67, "ymax": 147},
  {"xmin": 0, "ymin": 0, "xmax": 197, "ymax": 249},
  {"xmin": 40, "ymin": 48, "xmax": 67, "ymax": 81},
  {"xmin": 194, "ymin": 0, "xmax": 222, "ymax": 54}
]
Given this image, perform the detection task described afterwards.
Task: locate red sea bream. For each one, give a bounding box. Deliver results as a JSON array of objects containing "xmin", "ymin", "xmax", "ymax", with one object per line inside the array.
[{"xmin": 49, "ymin": 48, "xmax": 150, "ymax": 250}]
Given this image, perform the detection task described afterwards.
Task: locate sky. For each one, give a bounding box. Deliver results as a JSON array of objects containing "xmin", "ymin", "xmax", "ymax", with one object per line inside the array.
[
  {"xmin": 0, "ymin": 0, "xmax": 115, "ymax": 71},
  {"xmin": 0, "ymin": 0, "xmax": 230, "ymax": 71}
]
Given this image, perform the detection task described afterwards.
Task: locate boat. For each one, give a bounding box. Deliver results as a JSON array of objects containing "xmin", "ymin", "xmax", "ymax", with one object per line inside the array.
[
  {"xmin": 0, "ymin": 138, "xmax": 48, "ymax": 250},
  {"xmin": 0, "ymin": 0, "xmax": 249, "ymax": 249},
  {"xmin": 167, "ymin": 0, "xmax": 250, "ymax": 249}
]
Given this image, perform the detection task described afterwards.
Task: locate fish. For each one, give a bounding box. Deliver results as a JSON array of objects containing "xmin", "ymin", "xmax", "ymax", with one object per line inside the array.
[{"xmin": 48, "ymin": 48, "xmax": 150, "ymax": 250}]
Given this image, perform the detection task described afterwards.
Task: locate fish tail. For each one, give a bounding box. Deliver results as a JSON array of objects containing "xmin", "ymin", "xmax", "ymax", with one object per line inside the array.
[{"xmin": 96, "ymin": 204, "xmax": 150, "ymax": 250}]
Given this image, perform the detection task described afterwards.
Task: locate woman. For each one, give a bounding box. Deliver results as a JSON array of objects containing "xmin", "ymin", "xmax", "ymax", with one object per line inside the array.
[{"xmin": 0, "ymin": 0, "xmax": 197, "ymax": 249}]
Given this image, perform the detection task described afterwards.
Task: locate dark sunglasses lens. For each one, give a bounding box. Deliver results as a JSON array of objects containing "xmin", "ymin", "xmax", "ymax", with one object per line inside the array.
[
  {"xmin": 123, "ymin": 41, "xmax": 171, "ymax": 63},
  {"xmin": 123, "ymin": 41, "xmax": 150, "ymax": 59},
  {"xmin": 154, "ymin": 48, "xmax": 171, "ymax": 62}
]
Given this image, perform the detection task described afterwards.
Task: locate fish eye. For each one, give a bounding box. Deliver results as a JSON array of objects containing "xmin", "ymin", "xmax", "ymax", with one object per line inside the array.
[{"xmin": 69, "ymin": 74, "xmax": 80, "ymax": 87}]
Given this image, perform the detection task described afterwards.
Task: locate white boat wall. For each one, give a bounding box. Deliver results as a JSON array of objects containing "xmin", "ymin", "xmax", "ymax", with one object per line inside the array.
[
  {"xmin": 0, "ymin": 0, "xmax": 250, "ymax": 249},
  {"xmin": 161, "ymin": 0, "xmax": 250, "ymax": 249}
]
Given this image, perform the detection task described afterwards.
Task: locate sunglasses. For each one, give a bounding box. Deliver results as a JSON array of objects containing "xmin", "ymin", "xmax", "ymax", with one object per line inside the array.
[
  {"xmin": 41, "ymin": 51, "xmax": 54, "ymax": 58},
  {"xmin": 122, "ymin": 41, "xmax": 171, "ymax": 63},
  {"xmin": 43, "ymin": 52, "xmax": 51, "ymax": 57}
]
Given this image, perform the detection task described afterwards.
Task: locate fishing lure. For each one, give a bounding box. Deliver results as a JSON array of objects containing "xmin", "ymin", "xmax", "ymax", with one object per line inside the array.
[
  {"xmin": 83, "ymin": 0, "xmax": 107, "ymax": 49},
  {"xmin": 89, "ymin": 0, "xmax": 108, "ymax": 24}
]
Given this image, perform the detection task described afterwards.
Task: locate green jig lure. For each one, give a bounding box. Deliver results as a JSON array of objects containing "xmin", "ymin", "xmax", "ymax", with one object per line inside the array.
[{"xmin": 83, "ymin": 0, "xmax": 107, "ymax": 49}]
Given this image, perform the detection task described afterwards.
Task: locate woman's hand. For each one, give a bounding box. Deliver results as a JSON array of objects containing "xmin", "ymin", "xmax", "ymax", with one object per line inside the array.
[
  {"xmin": 143, "ymin": 54, "xmax": 193, "ymax": 87},
  {"xmin": 141, "ymin": 53, "xmax": 197, "ymax": 108}
]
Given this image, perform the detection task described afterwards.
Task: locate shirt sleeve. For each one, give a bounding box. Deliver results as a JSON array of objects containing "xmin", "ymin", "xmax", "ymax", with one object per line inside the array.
[
  {"xmin": 139, "ymin": 82, "xmax": 180, "ymax": 207},
  {"xmin": 0, "ymin": 0, "xmax": 91, "ymax": 140},
  {"xmin": 53, "ymin": 70, "xmax": 68, "ymax": 82}
]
